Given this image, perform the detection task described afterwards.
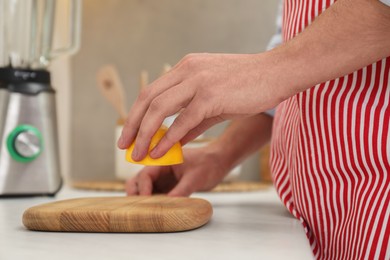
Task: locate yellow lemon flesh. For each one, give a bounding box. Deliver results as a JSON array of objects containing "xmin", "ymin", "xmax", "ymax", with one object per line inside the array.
[{"xmin": 125, "ymin": 127, "xmax": 183, "ymax": 166}]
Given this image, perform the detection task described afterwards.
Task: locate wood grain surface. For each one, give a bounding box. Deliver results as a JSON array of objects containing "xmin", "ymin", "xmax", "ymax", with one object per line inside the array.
[
  {"xmin": 23, "ymin": 196, "xmax": 213, "ymax": 233},
  {"xmin": 71, "ymin": 181, "xmax": 269, "ymax": 193}
]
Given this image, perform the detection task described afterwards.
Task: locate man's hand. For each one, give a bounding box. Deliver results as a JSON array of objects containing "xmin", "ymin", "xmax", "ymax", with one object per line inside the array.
[
  {"xmin": 126, "ymin": 144, "xmax": 229, "ymax": 197},
  {"xmin": 127, "ymin": 113, "xmax": 274, "ymax": 197},
  {"xmin": 117, "ymin": 53, "xmax": 281, "ymax": 161}
]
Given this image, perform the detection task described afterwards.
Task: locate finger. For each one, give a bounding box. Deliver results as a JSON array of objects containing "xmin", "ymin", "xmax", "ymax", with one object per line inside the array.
[
  {"xmin": 117, "ymin": 70, "xmax": 183, "ymax": 150},
  {"xmin": 168, "ymin": 173, "xmax": 197, "ymax": 197},
  {"xmin": 125, "ymin": 177, "xmax": 139, "ymax": 196},
  {"xmin": 131, "ymin": 83, "xmax": 195, "ymax": 161},
  {"xmin": 149, "ymin": 98, "xmax": 205, "ymax": 159},
  {"xmin": 137, "ymin": 166, "xmax": 162, "ymax": 195},
  {"xmin": 181, "ymin": 116, "xmax": 225, "ymax": 145}
]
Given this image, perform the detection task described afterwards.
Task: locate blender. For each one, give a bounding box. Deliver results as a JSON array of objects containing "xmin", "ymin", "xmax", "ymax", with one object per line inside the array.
[{"xmin": 0, "ymin": 0, "xmax": 81, "ymax": 196}]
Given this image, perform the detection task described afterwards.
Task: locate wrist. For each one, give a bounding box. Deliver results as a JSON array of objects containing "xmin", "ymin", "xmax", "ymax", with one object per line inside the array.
[
  {"xmin": 252, "ymin": 51, "xmax": 299, "ymax": 110},
  {"xmin": 204, "ymin": 114, "xmax": 274, "ymax": 176},
  {"xmin": 265, "ymin": 48, "xmax": 306, "ymax": 95},
  {"xmin": 206, "ymin": 137, "xmax": 243, "ymax": 174}
]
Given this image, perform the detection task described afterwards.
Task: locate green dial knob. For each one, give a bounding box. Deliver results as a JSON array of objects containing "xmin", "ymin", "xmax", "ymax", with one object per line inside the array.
[{"xmin": 7, "ymin": 125, "xmax": 43, "ymax": 163}]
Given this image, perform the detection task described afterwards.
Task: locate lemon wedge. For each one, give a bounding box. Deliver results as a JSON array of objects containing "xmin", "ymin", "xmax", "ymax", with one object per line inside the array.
[{"xmin": 125, "ymin": 126, "xmax": 183, "ymax": 166}]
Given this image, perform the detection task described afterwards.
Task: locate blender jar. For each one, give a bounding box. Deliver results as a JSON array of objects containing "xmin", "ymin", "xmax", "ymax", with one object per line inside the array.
[{"xmin": 0, "ymin": 0, "xmax": 81, "ymax": 69}]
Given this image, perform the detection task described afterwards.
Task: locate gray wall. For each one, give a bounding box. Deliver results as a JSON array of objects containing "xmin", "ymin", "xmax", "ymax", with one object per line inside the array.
[{"xmin": 70, "ymin": 0, "xmax": 278, "ymax": 181}]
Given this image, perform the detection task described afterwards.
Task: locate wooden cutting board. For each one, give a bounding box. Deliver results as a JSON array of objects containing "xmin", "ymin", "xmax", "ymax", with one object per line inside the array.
[{"xmin": 23, "ymin": 196, "xmax": 213, "ymax": 233}]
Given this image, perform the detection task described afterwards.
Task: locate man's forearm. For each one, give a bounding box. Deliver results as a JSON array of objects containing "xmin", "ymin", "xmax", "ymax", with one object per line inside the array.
[
  {"xmin": 262, "ymin": 0, "xmax": 390, "ymax": 101},
  {"xmin": 210, "ymin": 113, "xmax": 273, "ymax": 171}
]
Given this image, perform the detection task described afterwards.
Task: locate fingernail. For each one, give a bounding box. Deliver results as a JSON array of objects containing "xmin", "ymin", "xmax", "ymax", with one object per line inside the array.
[
  {"xmin": 132, "ymin": 148, "xmax": 139, "ymax": 161},
  {"xmin": 149, "ymin": 147, "xmax": 159, "ymax": 159},
  {"xmin": 117, "ymin": 135, "xmax": 124, "ymax": 147}
]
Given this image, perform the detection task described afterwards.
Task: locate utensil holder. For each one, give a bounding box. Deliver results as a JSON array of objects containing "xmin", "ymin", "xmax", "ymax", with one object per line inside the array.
[{"xmin": 115, "ymin": 124, "xmax": 144, "ymax": 180}]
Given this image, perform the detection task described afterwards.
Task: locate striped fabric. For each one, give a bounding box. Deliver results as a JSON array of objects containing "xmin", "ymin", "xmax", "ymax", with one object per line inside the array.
[{"xmin": 270, "ymin": 0, "xmax": 390, "ymax": 259}]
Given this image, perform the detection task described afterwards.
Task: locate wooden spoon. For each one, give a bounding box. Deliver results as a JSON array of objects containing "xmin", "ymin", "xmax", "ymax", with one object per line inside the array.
[{"xmin": 96, "ymin": 65, "xmax": 127, "ymax": 121}]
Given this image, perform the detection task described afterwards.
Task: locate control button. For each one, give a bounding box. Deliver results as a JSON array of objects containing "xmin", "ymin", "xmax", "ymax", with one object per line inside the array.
[
  {"xmin": 14, "ymin": 131, "xmax": 41, "ymax": 158},
  {"xmin": 7, "ymin": 125, "xmax": 43, "ymax": 163}
]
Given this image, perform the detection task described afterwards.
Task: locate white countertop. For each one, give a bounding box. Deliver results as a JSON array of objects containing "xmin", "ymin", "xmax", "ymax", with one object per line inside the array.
[{"xmin": 0, "ymin": 185, "xmax": 313, "ymax": 260}]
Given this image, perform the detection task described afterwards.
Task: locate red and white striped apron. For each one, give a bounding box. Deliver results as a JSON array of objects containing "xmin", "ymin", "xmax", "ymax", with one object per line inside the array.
[{"xmin": 270, "ymin": 0, "xmax": 390, "ymax": 259}]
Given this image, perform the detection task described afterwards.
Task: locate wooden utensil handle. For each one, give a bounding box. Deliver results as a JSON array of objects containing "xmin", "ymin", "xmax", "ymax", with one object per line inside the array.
[{"xmin": 97, "ymin": 65, "xmax": 128, "ymax": 120}]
